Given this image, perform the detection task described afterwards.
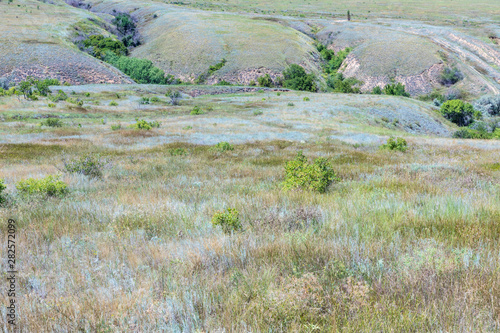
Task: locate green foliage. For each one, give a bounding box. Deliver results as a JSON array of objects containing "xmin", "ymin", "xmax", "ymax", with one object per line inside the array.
[
  {"xmin": 17, "ymin": 77, "xmax": 59, "ymax": 99},
  {"xmin": 474, "ymin": 95, "xmax": 500, "ymax": 116},
  {"xmin": 49, "ymin": 90, "xmax": 68, "ymax": 102},
  {"xmin": 258, "ymin": 74, "xmax": 273, "ymax": 87},
  {"xmin": 211, "ymin": 208, "xmax": 242, "ymax": 233},
  {"xmin": 326, "ymin": 73, "xmax": 361, "ymax": 93},
  {"xmin": 140, "ymin": 97, "xmax": 150, "ymax": 105},
  {"xmin": 249, "ymin": 80, "xmax": 256, "ymax": 86},
  {"xmin": 83, "ymin": 35, "xmax": 128, "ymax": 58},
  {"xmin": 48, "ymin": 103, "xmax": 56, "ymax": 108},
  {"xmin": 41, "ymin": 118, "xmax": 63, "ymax": 127},
  {"xmin": 208, "ymin": 58, "xmax": 227, "ymax": 75},
  {"xmin": 16, "ymin": 175, "xmax": 67, "ymax": 197},
  {"xmin": 452, "ymin": 127, "xmax": 498, "ymax": 139},
  {"xmin": 211, "ymin": 141, "xmax": 234, "ymax": 152},
  {"xmin": 380, "ymin": 137, "xmax": 408, "ymax": 152},
  {"xmin": 111, "ymin": 124, "xmax": 122, "ymax": 130},
  {"xmin": 282, "ymin": 151, "xmax": 338, "ymax": 193},
  {"xmin": 316, "ymin": 43, "xmax": 351, "ymax": 74},
  {"xmin": 282, "ymin": 64, "xmax": 316, "ymax": 92},
  {"xmin": 104, "ymin": 53, "xmax": 174, "ymax": 84},
  {"xmin": 63, "ymin": 154, "xmax": 107, "ymax": 179},
  {"xmin": 253, "ymin": 110, "xmax": 263, "ymax": 116},
  {"xmin": 130, "ymin": 119, "xmax": 161, "ymax": 130},
  {"xmin": 439, "ymin": 67, "xmax": 463, "ymax": 86},
  {"xmin": 168, "ymin": 148, "xmax": 188, "ymax": 156},
  {"xmin": 150, "ymin": 96, "xmax": 160, "ymax": 103},
  {"xmin": 303, "ymin": 96, "xmax": 310, "ymax": 101},
  {"xmin": 372, "ymin": 86, "xmax": 383, "ymax": 94},
  {"xmin": 112, "ymin": 13, "xmax": 136, "ymax": 36},
  {"xmin": 109, "ymin": 101, "xmax": 118, "ymax": 106},
  {"xmin": 217, "ymin": 80, "xmax": 232, "ymax": 86},
  {"xmin": 440, "ymin": 100, "xmax": 478, "ymax": 126},
  {"xmin": 383, "ymin": 82, "xmax": 410, "ymax": 97},
  {"xmin": 0, "ymin": 179, "xmax": 7, "ymax": 204},
  {"xmin": 166, "ymin": 90, "xmax": 182, "ymax": 105},
  {"xmin": 190, "ymin": 106, "xmax": 204, "ymax": 115},
  {"xmin": 287, "ymin": 102, "xmax": 295, "ymax": 106}
]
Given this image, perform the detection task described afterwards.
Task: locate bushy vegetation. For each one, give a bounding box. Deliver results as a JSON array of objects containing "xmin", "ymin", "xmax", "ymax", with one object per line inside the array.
[
  {"xmin": 41, "ymin": 118, "xmax": 63, "ymax": 127},
  {"xmin": 16, "ymin": 175, "xmax": 67, "ymax": 197},
  {"xmin": 208, "ymin": 58, "xmax": 227, "ymax": 75},
  {"xmin": 112, "ymin": 12, "xmax": 140, "ymax": 47},
  {"xmin": 327, "ymin": 73, "xmax": 361, "ymax": 93},
  {"xmin": 380, "ymin": 137, "xmax": 408, "ymax": 152},
  {"xmin": 452, "ymin": 128, "xmax": 492, "ymax": 139},
  {"xmin": 63, "ymin": 154, "xmax": 108, "ymax": 179},
  {"xmin": 0, "ymin": 179, "xmax": 7, "ymax": 205},
  {"xmin": 168, "ymin": 148, "xmax": 188, "ymax": 156},
  {"xmin": 372, "ymin": 86, "xmax": 383, "ymax": 94},
  {"xmin": 258, "ymin": 74, "xmax": 273, "ymax": 87},
  {"xmin": 17, "ymin": 77, "xmax": 60, "ymax": 100},
  {"xmin": 474, "ymin": 95, "xmax": 500, "ymax": 116},
  {"xmin": 211, "ymin": 141, "xmax": 234, "ymax": 153},
  {"xmin": 439, "ymin": 67, "xmax": 464, "ymax": 86},
  {"xmin": 49, "ymin": 90, "xmax": 68, "ymax": 103},
  {"xmin": 190, "ymin": 106, "xmax": 204, "ymax": 115},
  {"xmin": 282, "ymin": 151, "xmax": 338, "ymax": 193},
  {"xmin": 82, "ymin": 35, "xmax": 128, "ymax": 58},
  {"xmin": 383, "ymin": 82, "xmax": 410, "ymax": 97},
  {"xmin": 440, "ymin": 100, "xmax": 479, "ymax": 126},
  {"xmin": 104, "ymin": 53, "xmax": 176, "ymax": 85},
  {"xmin": 282, "ymin": 64, "xmax": 316, "ymax": 92},
  {"xmin": 316, "ymin": 43, "xmax": 351, "ymax": 74},
  {"xmin": 166, "ymin": 90, "xmax": 182, "ymax": 105},
  {"xmin": 130, "ymin": 119, "xmax": 161, "ymax": 130},
  {"xmin": 211, "ymin": 208, "xmax": 241, "ymax": 233}
]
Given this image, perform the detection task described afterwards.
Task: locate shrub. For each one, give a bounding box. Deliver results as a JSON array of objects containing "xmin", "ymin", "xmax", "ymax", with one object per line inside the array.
[
  {"xmin": 327, "ymin": 73, "xmax": 361, "ymax": 93},
  {"xmin": 111, "ymin": 124, "xmax": 122, "ymax": 130},
  {"xmin": 211, "ymin": 141, "xmax": 234, "ymax": 153},
  {"xmin": 109, "ymin": 101, "xmax": 118, "ymax": 106},
  {"xmin": 253, "ymin": 110, "xmax": 263, "ymax": 116},
  {"xmin": 190, "ymin": 106, "xmax": 204, "ymax": 115},
  {"xmin": 282, "ymin": 151, "xmax": 338, "ymax": 193},
  {"xmin": 258, "ymin": 74, "xmax": 273, "ymax": 87},
  {"xmin": 168, "ymin": 148, "xmax": 188, "ymax": 156},
  {"xmin": 316, "ymin": 43, "xmax": 351, "ymax": 73},
  {"xmin": 150, "ymin": 96, "xmax": 160, "ymax": 103},
  {"xmin": 217, "ymin": 80, "xmax": 232, "ymax": 86},
  {"xmin": 383, "ymin": 82, "xmax": 410, "ymax": 97},
  {"xmin": 0, "ymin": 179, "xmax": 7, "ymax": 204},
  {"xmin": 211, "ymin": 208, "xmax": 241, "ymax": 233},
  {"xmin": 140, "ymin": 97, "xmax": 150, "ymax": 105},
  {"xmin": 303, "ymin": 96, "xmax": 310, "ymax": 101},
  {"xmin": 249, "ymin": 80, "xmax": 256, "ymax": 86},
  {"xmin": 16, "ymin": 175, "xmax": 67, "ymax": 197},
  {"xmin": 439, "ymin": 67, "xmax": 464, "ymax": 86},
  {"xmin": 48, "ymin": 103, "xmax": 56, "ymax": 108},
  {"xmin": 104, "ymin": 53, "xmax": 174, "ymax": 84},
  {"xmin": 473, "ymin": 95, "xmax": 500, "ymax": 116},
  {"xmin": 49, "ymin": 90, "xmax": 68, "ymax": 102},
  {"xmin": 41, "ymin": 118, "xmax": 63, "ymax": 127},
  {"xmin": 130, "ymin": 119, "xmax": 161, "ymax": 130},
  {"xmin": 63, "ymin": 154, "xmax": 107, "ymax": 179},
  {"xmin": 372, "ymin": 86, "xmax": 383, "ymax": 94},
  {"xmin": 82, "ymin": 35, "xmax": 128, "ymax": 58},
  {"xmin": 166, "ymin": 90, "xmax": 182, "ymax": 105},
  {"xmin": 282, "ymin": 64, "xmax": 316, "ymax": 92},
  {"xmin": 440, "ymin": 100, "xmax": 478, "ymax": 126},
  {"xmin": 380, "ymin": 137, "xmax": 408, "ymax": 152},
  {"xmin": 287, "ymin": 102, "xmax": 295, "ymax": 106},
  {"xmin": 452, "ymin": 128, "xmax": 492, "ymax": 139},
  {"xmin": 208, "ymin": 58, "xmax": 227, "ymax": 74}
]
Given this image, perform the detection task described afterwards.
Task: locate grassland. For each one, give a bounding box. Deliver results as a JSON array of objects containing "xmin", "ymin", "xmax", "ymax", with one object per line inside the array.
[{"xmin": 0, "ymin": 85, "xmax": 499, "ymax": 331}]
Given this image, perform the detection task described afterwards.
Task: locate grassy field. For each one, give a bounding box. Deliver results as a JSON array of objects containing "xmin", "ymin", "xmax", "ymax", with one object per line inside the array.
[{"xmin": 0, "ymin": 86, "xmax": 499, "ymax": 331}]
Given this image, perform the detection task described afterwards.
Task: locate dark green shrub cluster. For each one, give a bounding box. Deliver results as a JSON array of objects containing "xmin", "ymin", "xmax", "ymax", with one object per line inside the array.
[
  {"xmin": 316, "ymin": 43, "xmax": 351, "ymax": 74},
  {"xmin": 112, "ymin": 13, "xmax": 138, "ymax": 46},
  {"xmin": 130, "ymin": 119, "xmax": 161, "ymax": 130},
  {"xmin": 383, "ymin": 82, "xmax": 410, "ymax": 97},
  {"xmin": 440, "ymin": 100, "xmax": 480, "ymax": 127},
  {"xmin": 380, "ymin": 137, "xmax": 408, "ymax": 152},
  {"xmin": 211, "ymin": 208, "xmax": 242, "ymax": 233},
  {"xmin": 82, "ymin": 35, "xmax": 128, "ymax": 58},
  {"xmin": 282, "ymin": 64, "xmax": 316, "ymax": 92},
  {"xmin": 282, "ymin": 151, "xmax": 338, "ymax": 193},
  {"xmin": 208, "ymin": 58, "xmax": 227, "ymax": 74},
  {"xmin": 168, "ymin": 148, "xmax": 188, "ymax": 156},
  {"xmin": 49, "ymin": 90, "xmax": 68, "ymax": 103},
  {"xmin": 211, "ymin": 141, "xmax": 234, "ymax": 153},
  {"xmin": 16, "ymin": 175, "xmax": 67, "ymax": 197},
  {"xmin": 258, "ymin": 74, "xmax": 274, "ymax": 87},
  {"xmin": 17, "ymin": 77, "xmax": 60, "ymax": 100},
  {"xmin": 452, "ymin": 128, "xmax": 491, "ymax": 139},
  {"xmin": 41, "ymin": 118, "xmax": 63, "ymax": 127},
  {"xmin": 63, "ymin": 154, "xmax": 108, "ymax": 179},
  {"xmin": 439, "ymin": 67, "xmax": 464, "ymax": 86},
  {"xmin": 190, "ymin": 106, "xmax": 204, "ymax": 115},
  {"xmin": 327, "ymin": 73, "xmax": 361, "ymax": 93},
  {"xmin": 166, "ymin": 90, "xmax": 182, "ymax": 105},
  {"xmin": 0, "ymin": 179, "xmax": 7, "ymax": 205}
]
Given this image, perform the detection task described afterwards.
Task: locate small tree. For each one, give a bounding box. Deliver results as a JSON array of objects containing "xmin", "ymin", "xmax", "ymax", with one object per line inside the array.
[
  {"xmin": 440, "ymin": 100, "xmax": 478, "ymax": 127},
  {"xmin": 347, "ymin": 10, "xmax": 351, "ymax": 21},
  {"xmin": 282, "ymin": 64, "xmax": 316, "ymax": 92},
  {"xmin": 258, "ymin": 74, "xmax": 273, "ymax": 87},
  {"xmin": 282, "ymin": 152, "xmax": 338, "ymax": 193}
]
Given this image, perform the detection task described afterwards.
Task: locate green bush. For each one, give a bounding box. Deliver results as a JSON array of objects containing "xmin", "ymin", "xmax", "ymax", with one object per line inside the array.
[
  {"xmin": 303, "ymin": 96, "xmax": 310, "ymax": 101},
  {"xmin": 109, "ymin": 101, "xmax": 118, "ymax": 106},
  {"xmin": 130, "ymin": 119, "xmax": 161, "ymax": 130},
  {"xmin": 0, "ymin": 179, "xmax": 7, "ymax": 204},
  {"xmin": 104, "ymin": 53, "xmax": 175, "ymax": 85},
  {"xmin": 49, "ymin": 90, "xmax": 68, "ymax": 102},
  {"xmin": 372, "ymin": 86, "xmax": 383, "ymax": 94},
  {"xmin": 316, "ymin": 43, "xmax": 351, "ymax": 74},
  {"xmin": 166, "ymin": 90, "xmax": 182, "ymax": 105},
  {"xmin": 383, "ymin": 83, "xmax": 410, "ymax": 97},
  {"xmin": 208, "ymin": 58, "xmax": 227, "ymax": 74},
  {"xmin": 16, "ymin": 175, "xmax": 67, "ymax": 197},
  {"xmin": 111, "ymin": 124, "xmax": 122, "ymax": 130},
  {"xmin": 258, "ymin": 74, "xmax": 274, "ymax": 87},
  {"xmin": 452, "ymin": 128, "xmax": 493, "ymax": 139},
  {"xmin": 82, "ymin": 35, "xmax": 128, "ymax": 58},
  {"xmin": 140, "ymin": 97, "xmax": 150, "ymax": 105},
  {"xmin": 41, "ymin": 118, "xmax": 63, "ymax": 127},
  {"xmin": 63, "ymin": 154, "xmax": 107, "ymax": 179},
  {"xmin": 168, "ymin": 148, "xmax": 188, "ymax": 156},
  {"xmin": 282, "ymin": 151, "xmax": 338, "ymax": 193},
  {"xmin": 211, "ymin": 141, "xmax": 234, "ymax": 153},
  {"xmin": 211, "ymin": 208, "xmax": 241, "ymax": 233},
  {"xmin": 190, "ymin": 106, "xmax": 204, "ymax": 115},
  {"xmin": 440, "ymin": 100, "xmax": 478, "ymax": 126},
  {"xmin": 380, "ymin": 137, "xmax": 408, "ymax": 152},
  {"xmin": 282, "ymin": 64, "xmax": 316, "ymax": 92},
  {"xmin": 326, "ymin": 73, "xmax": 361, "ymax": 93},
  {"xmin": 48, "ymin": 103, "xmax": 56, "ymax": 108},
  {"xmin": 439, "ymin": 67, "xmax": 463, "ymax": 86},
  {"xmin": 150, "ymin": 96, "xmax": 160, "ymax": 103}
]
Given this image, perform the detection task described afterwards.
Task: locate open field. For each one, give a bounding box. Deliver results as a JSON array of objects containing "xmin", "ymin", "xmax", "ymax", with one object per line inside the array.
[{"xmin": 1, "ymin": 86, "xmax": 500, "ymax": 331}]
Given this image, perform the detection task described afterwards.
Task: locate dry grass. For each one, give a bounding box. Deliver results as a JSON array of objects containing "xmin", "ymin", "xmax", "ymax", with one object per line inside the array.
[{"xmin": 0, "ymin": 86, "xmax": 499, "ymax": 331}]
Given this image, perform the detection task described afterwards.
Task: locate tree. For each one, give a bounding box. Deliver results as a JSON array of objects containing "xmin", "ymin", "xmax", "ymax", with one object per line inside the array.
[
  {"xmin": 383, "ymin": 82, "xmax": 410, "ymax": 97},
  {"xmin": 282, "ymin": 64, "xmax": 316, "ymax": 92},
  {"xmin": 258, "ymin": 74, "xmax": 273, "ymax": 87},
  {"xmin": 440, "ymin": 99, "xmax": 478, "ymax": 126},
  {"xmin": 347, "ymin": 10, "xmax": 351, "ymax": 21}
]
